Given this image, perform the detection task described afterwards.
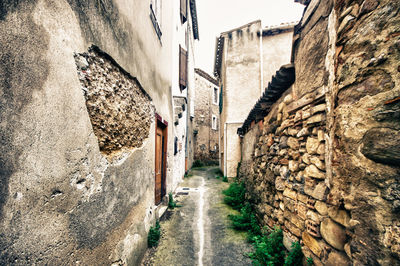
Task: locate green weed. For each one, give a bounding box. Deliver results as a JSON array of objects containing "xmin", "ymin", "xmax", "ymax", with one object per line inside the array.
[
  {"xmin": 192, "ymin": 160, "xmax": 204, "ymax": 168},
  {"xmin": 285, "ymin": 241, "xmax": 304, "ymax": 266},
  {"xmin": 222, "ymin": 181, "xmax": 246, "ymax": 210},
  {"xmin": 168, "ymin": 192, "xmax": 177, "ymax": 209},
  {"xmin": 222, "ymin": 176, "xmax": 228, "ymax": 182},
  {"xmin": 248, "ymin": 227, "xmax": 285, "ymax": 266},
  {"xmin": 147, "ymin": 221, "xmax": 161, "ymax": 248}
]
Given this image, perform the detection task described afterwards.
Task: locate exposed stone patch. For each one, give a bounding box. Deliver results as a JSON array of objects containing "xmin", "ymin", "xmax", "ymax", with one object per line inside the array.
[
  {"xmin": 74, "ymin": 46, "xmax": 154, "ymax": 156},
  {"xmin": 361, "ymin": 127, "xmax": 400, "ymax": 166}
]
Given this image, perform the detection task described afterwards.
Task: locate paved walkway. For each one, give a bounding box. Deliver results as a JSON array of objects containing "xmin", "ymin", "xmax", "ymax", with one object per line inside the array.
[{"xmin": 141, "ymin": 167, "xmax": 252, "ymax": 266}]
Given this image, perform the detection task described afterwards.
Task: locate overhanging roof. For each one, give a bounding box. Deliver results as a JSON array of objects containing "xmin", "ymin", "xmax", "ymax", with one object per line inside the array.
[
  {"xmin": 213, "ymin": 36, "xmax": 224, "ymax": 79},
  {"xmin": 190, "ymin": 0, "xmax": 199, "ymax": 40},
  {"xmin": 195, "ymin": 68, "xmax": 218, "ymax": 86}
]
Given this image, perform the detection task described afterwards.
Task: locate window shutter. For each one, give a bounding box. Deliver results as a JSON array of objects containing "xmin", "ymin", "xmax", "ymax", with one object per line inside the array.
[
  {"xmin": 180, "ymin": 0, "xmax": 187, "ymax": 23},
  {"xmin": 179, "ymin": 45, "xmax": 187, "ymax": 90}
]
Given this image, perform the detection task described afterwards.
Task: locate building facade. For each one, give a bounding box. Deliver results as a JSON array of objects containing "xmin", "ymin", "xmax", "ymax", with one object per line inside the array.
[
  {"xmin": 0, "ymin": 0, "xmax": 197, "ymax": 264},
  {"xmin": 171, "ymin": 0, "xmax": 199, "ymax": 185},
  {"xmin": 214, "ymin": 20, "xmax": 295, "ymax": 177},
  {"xmin": 193, "ymin": 68, "xmax": 220, "ymax": 164}
]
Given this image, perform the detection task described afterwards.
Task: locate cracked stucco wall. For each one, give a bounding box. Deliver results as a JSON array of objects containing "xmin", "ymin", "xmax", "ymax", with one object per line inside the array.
[{"xmin": 0, "ymin": 0, "xmax": 175, "ymax": 265}]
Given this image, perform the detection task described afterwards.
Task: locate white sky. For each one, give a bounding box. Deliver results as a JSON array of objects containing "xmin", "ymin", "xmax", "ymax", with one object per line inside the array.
[{"xmin": 194, "ymin": 0, "xmax": 305, "ymax": 74}]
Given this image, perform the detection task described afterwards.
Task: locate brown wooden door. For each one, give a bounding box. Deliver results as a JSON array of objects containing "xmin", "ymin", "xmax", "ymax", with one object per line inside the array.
[{"xmin": 155, "ymin": 127, "xmax": 163, "ymax": 205}]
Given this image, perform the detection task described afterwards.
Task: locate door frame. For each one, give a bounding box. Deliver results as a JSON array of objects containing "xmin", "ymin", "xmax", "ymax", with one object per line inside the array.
[{"xmin": 155, "ymin": 113, "xmax": 168, "ymax": 205}]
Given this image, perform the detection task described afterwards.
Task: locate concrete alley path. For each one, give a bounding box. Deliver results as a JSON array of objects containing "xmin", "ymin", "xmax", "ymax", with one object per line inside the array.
[{"xmin": 141, "ymin": 167, "xmax": 252, "ymax": 266}]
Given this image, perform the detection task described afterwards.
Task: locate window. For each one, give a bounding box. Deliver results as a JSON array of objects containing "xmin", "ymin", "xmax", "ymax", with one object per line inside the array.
[
  {"xmin": 212, "ymin": 115, "xmax": 217, "ymax": 130},
  {"xmin": 179, "ymin": 45, "xmax": 188, "ymax": 90},
  {"xmin": 213, "ymin": 87, "xmax": 218, "ymax": 105},
  {"xmin": 150, "ymin": 0, "xmax": 162, "ymax": 40},
  {"xmin": 180, "ymin": 0, "xmax": 187, "ymax": 23}
]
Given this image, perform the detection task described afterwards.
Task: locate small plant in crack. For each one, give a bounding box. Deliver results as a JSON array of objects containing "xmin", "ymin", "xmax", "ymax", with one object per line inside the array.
[
  {"xmin": 168, "ymin": 192, "xmax": 181, "ymax": 209},
  {"xmin": 147, "ymin": 221, "xmax": 161, "ymax": 248}
]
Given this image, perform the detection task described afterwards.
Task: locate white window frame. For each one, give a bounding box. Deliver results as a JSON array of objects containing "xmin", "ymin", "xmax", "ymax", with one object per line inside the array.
[
  {"xmin": 212, "ymin": 115, "xmax": 217, "ymax": 130},
  {"xmin": 213, "ymin": 87, "xmax": 218, "ymax": 105}
]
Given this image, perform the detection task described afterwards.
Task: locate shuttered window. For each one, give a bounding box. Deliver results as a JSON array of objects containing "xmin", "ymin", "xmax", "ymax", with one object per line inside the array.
[
  {"xmin": 179, "ymin": 45, "xmax": 187, "ymax": 90},
  {"xmin": 180, "ymin": 0, "xmax": 187, "ymax": 23}
]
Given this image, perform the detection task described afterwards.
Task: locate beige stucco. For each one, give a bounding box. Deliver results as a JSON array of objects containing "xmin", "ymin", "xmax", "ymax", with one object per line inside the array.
[
  {"xmin": 217, "ymin": 20, "xmax": 294, "ymax": 177},
  {"xmin": 0, "ymin": 0, "xmax": 196, "ymax": 264}
]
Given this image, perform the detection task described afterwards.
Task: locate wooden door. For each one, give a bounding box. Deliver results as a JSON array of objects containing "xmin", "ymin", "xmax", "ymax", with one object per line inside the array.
[{"xmin": 155, "ymin": 127, "xmax": 163, "ymax": 205}]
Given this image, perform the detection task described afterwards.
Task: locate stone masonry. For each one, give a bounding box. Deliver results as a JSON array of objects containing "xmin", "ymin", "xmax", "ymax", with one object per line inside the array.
[
  {"xmin": 238, "ymin": 0, "xmax": 400, "ymax": 265},
  {"xmin": 193, "ymin": 68, "xmax": 219, "ymax": 163}
]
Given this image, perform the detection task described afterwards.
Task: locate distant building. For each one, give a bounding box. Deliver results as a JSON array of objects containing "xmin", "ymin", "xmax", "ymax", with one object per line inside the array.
[
  {"xmin": 193, "ymin": 68, "xmax": 220, "ymax": 164},
  {"xmin": 214, "ymin": 20, "xmax": 296, "ymax": 177}
]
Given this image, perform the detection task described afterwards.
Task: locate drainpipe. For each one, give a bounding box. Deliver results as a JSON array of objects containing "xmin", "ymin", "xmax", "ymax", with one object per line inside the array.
[{"xmin": 224, "ymin": 122, "xmax": 227, "ymax": 176}]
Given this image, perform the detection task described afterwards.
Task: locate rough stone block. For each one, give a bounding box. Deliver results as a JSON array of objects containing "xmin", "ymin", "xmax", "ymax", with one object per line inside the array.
[
  {"xmin": 297, "ymin": 127, "xmax": 310, "ymax": 138},
  {"xmin": 317, "ymin": 129, "xmax": 325, "ymax": 142},
  {"xmin": 283, "ymin": 188, "xmax": 298, "ymax": 201},
  {"xmin": 275, "ymin": 177, "xmax": 286, "ymax": 191},
  {"xmin": 288, "ymin": 149, "xmax": 301, "ymax": 160},
  {"xmin": 287, "ymin": 137, "xmax": 300, "ymax": 150},
  {"xmin": 283, "ymin": 231, "xmax": 298, "ymax": 251},
  {"xmin": 305, "ymin": 181, "xmax": 328, "ymax": 201},
  {"xmin": 302, "ymin": 153, "xmax": 311, "ymax": 164},
  {"xmin": 285, "ymin": 220, "xmax": 301, "ymax": 237},
  {"xmin": 317, "ymin": 143, "xmax": 325, "ymax": 155},
  {"xmin": 327, "ymin": 206, "xmax": 350, "ymax": 228},
  {"xmin": 361, "ymin": 127, "xmax": 400, "ymax": 166},
  {"xmin": 307, "ymin": 113, "xmax": 326, "ymax": 125},
  {"xmin": 315, "ymin": 201, "xmax": 328, "ymax": 216},
  {"xmin": 320, "ymin": 218, "xmax": 347, "ymax": 251},
  {"xmin": 287, "ymin": 128, "xmax": 299, "ymax": 136},
  {"xmin": 307, "ymin": 210, "xmax": 321, "ymax": 223},
  {"xmin": 297, "ymin": 202, "xmax": 308, "ymax": 220},
  {"xmin": 312, "ymin": 104, "xmax": 326, "ymax": 115},
  {"xmin": 298, "ymin": 193, "xmax": 309, "ymax": 204},
  {"xmin": 310, "ymin": 156, "xmax": 325, "ymax": 170},
  {"xmin": 306, "ymin": 137, "xmax": 320, "ymax": 154},
  {"xmin": 304, "ymin": 164, "xmax": 325, "ymax": 179},
  {"xmin": 325, "ymin": 250, "xmax": 351, "ymax": 266},
  {"xmin": 302, "ymin": 231, "xmax": 323, "ymax": 257},
  {"xmin": 289, "ymin": 160, "xmax": 299, "ymax": 172}
]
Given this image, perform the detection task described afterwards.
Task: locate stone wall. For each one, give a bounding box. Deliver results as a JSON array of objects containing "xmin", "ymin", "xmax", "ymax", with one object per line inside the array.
[
  {"xmin": 239, "ymin": 0, "xmax": 400, "ymax": 265},
  {"xmin": 193, "ymin": 70, "xmax": 219, "ymax": 163}
]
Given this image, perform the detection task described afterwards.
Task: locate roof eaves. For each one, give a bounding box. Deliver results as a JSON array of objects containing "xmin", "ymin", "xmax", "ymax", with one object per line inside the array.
[
  {"xmin": 190, "ymin": 0, "xmax": 199, "ymax": 40},
  {"xmin": 237, "ymin": 64, "xmax": 295, "ymax": 136},
  {"xmin": 213, "ymin": 36, "xmax": 224, "ymax": 79},
  {"xmin": 195, "ymin": 68, "xmax": 219, "ymax": 86}
]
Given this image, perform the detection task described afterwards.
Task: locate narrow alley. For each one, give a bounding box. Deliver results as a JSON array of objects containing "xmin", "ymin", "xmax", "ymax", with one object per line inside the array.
[{"xmin": 141, "ymin": 167, "xmax": 252, "ymax": 266}]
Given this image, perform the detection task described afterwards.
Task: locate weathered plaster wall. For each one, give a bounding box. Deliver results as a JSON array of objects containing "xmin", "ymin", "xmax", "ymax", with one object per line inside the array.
[
  {"xmin": 219, "ymin": 21, "xmax": 294, "ymax": 177},
  {"xmin": 239, "ymin": 0, "xmax": 399, "ymax": 265},
  {"xmin": 262, "ymin": 30, "xmax": 294, "ymax": 87},
  {"xmin": 193, "ymin": 71, "xmax": 219, "ymax": 163},
  {"xmin": 0, "ymin": 0, "xmax": 177, "ymax": 264},
  {"xmin": 219, "ymin": 21, "xmax": 262, "ymax": 177}
]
